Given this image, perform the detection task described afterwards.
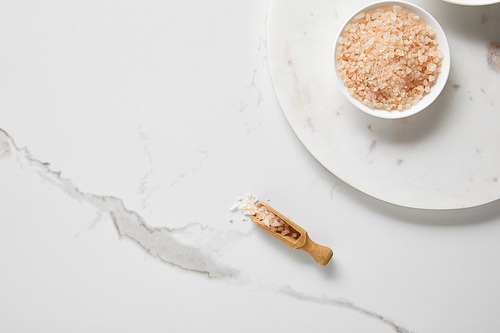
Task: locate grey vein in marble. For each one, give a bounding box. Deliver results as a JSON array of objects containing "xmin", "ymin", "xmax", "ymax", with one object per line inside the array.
[
  {"xmin": 275, "ymin": 285, "xmax": 411, "ymax": 333},
  {"xmin": 136, "ymin": 127, "xmax": 155, "ymax": 209},
  {"xmin": 0, "ymin": 128, "xmax": 238, "ymax": 278},
  {"xmin": 239, "ymin": 38, "xmax": 267, "ymax": 135},
  {"xmin": 239, "ymin": 67, "xmax": 263, "ymax": 113},
  {"xmin": 170, "ymin": 149, "xmax": 208, "ymax": 188}
]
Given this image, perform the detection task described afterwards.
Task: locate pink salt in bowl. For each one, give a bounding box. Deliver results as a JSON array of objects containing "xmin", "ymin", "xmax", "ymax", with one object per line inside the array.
[{"xmin": 334, "ymin": 0, "xmax": 451, "ymax": 119}]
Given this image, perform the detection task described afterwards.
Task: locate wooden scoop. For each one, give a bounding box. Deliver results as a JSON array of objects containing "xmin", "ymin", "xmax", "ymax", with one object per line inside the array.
[{"xmin": 250, "ymin": 202, "xmax": 333, "ymax": 266}]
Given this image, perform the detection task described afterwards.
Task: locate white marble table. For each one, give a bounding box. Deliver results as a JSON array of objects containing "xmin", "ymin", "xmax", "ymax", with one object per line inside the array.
[{"xmin": 1, "ymin": 0, "xmax": 500, "ymax": 332}]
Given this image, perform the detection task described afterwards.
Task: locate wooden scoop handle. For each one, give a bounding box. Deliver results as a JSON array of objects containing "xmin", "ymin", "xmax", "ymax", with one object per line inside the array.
[{"xmin": 300, "ymin": 236, "xmax": 333, "ymax": 266}]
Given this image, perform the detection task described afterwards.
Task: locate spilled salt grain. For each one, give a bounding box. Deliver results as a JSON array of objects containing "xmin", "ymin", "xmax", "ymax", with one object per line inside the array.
[{"xmin": 229, "ymin": 203, "xmax": 239, "ymax": 212}]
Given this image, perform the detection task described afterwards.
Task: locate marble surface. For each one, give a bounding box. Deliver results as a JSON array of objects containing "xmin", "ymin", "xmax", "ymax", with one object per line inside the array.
[{"xmin": 1, "ymin": 0, "xmax": 500, "ymax": 332}]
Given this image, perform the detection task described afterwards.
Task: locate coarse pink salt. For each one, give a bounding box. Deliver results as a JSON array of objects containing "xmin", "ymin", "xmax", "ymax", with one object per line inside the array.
[
  {"xmin": 336, "ymin": 5, "xmax": 443, "ymax": 111},
  {"xmin": 236, "ymin": 192, "xmax": 299, "ymax": 238},
  {"xmin": 253, "ymin": 205, "xmax": 294, "ymax": 237}
]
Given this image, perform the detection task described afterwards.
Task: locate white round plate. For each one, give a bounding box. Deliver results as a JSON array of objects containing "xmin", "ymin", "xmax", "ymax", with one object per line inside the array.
[{"xmin": 267, "ymin": 0, "xmax": 500, "ymax": 209}]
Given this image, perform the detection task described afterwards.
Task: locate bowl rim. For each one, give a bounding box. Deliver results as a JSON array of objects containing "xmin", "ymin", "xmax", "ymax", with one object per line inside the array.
[
  {"xmin": 441, "ymin": 0, "xmax": 500, "ymax": 5},
  {"xmin": 333, "ymin": 0, "xmax": 451, "ymax": 119}
]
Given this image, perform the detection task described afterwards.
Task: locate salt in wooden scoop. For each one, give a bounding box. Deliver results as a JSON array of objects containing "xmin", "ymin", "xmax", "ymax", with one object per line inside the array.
[{"xmin": 250, "ymin": 201, "xmax": 333, "ymax": 266}]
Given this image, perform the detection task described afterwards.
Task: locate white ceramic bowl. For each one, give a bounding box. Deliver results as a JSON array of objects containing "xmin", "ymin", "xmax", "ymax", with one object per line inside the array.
[{"xmin": 334, "ymin": 0, "xmax": 451, "ymax": 119}]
